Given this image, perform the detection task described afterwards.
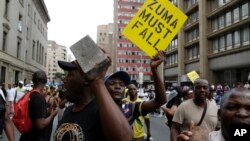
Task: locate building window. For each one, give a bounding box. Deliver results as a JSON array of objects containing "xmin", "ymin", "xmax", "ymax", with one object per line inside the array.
[
  {"xmin": 187, "ymin": 46, "xmax": 199, "ymax": 60},
  {"xmin": 213, "ymin": 39, "xmax": 219, "ymax": 53},
  {"xmin": 34, "ymin": 12, "xmax": 36, "ymax": 24},
  {"xmin": 242, "ymin": 2, "xmax": 249, "ymax": 19},
  {"xmin": 18, "ymin": 14, "xmax": 23, "ymax": 32},
  {"xmin": 218, "ymin": 0, "xmax": 226, "ymax": 7},
  {"xmin": 233, "ymin": 7, "xmax": 239, "ymax": 23},
  {"xmin": 39, "ymin": 44, "xmax": 42, "ymax": 64},
  {"xmin": 26, "ymin": 27, "xmax": 29, "ymax": 39},
  {"xmin": 219, "ymin": 15, "xmax": 225, "ymax": 29},
  {"xmin": 32, "ymin": 40, "xmax": 35, "ymax": 59},
  {"xmin": 2, "ymin": 31, "xmax": 8, "ymax": 51},
  {"xmin": 226, "ymin": 33, "xmax": 232, "ymax": 50},
  {"xmin": 0, "ymin": 67, "xmax": 6, "ymax": 83},
  {"xmin": 219, "ymin": 36, "xmax": 225, "ymax": 51},
  {"xmin": 187, "ymin": 28, "xmax": 199, "ymax": 42},
  {"xmin": 41, "ymin": 46, "xmax": 44, "ymax": 65},
  {"xmin": 4, "ymin": 0, "xmax": 10, "ymax": 19},
  {"xmin": 242, "ymin": 27, "xmax": 250, "ymax": 45},
  {"xmin": 212, "ymin": 19, "xmax": 218, "ymax": 31},
  {"xmin": 25, "ymin": 50, "xmax": 28, "ymax": 63},
  {"xmin": 28, "ymin": 4, "xmax": 30, "ymax": 16},
  {"xmin": 38, "ymin": 19, "xmax": 40, "ymax": 30},
  {"xmin": 36, "ymin": 41, "xmax": 39, "ymax": 62},
  {"xmin": 233, "ymin": 30, "xmax": 240, "ymax": 47},
  {"xmin": 225, "ymin": 11, "xmax": 232, "ymax": 26},
  {"xmin": 17, "ymin": 39, "xmax": 21, "ymax": 59},
  {"xmin": 186, "ymin": 0, "xmax": 197, "ymax": 9},
  {"xmin": 45, "ymin": 53, "xmax": 47, "ymax": 66},
  {"xmin": 167, "ymin": 38, "xmax": 178, "ymax": 51}
]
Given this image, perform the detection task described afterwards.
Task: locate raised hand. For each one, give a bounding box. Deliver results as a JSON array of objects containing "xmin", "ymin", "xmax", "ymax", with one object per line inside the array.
[
  {"xmin": 150, "ymin": 51, "xmax": 166, "ymax": 69},
  {"xmin": 177, "ymin": 121, "xmax": 195, "ymax": 141}
]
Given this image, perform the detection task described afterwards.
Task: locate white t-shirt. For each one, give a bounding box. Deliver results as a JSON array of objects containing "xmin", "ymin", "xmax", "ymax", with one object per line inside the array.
[
  {"xmin": 14, "ymin": 87, "xmax": 26, "ymax": 102},
  {"xmin": 6, "ymin": 88, "xmax": 15, "ymax": 102},
  {"xmin": 173, "ymin": 99, "xmax": 218, "ymax": 132}
]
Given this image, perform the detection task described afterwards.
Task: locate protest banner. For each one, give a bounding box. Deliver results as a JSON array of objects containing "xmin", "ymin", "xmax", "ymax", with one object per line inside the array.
[
  {"xmin": 187, "ymin": 70, "xmax": 200, "ymax": 83},
  {"xmin": 122, "ymin": 0, "xmax": 187, "ymax": 57}
]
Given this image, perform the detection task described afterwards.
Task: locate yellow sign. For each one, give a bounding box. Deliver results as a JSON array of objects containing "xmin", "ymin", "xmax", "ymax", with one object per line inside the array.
[
  {"xmin": 122, "ymin": 0, "xmax": 187, "ymax": 58},
  {"xmin": 187, "ymin": 71, "xmax": 200, "ymax": 83}
]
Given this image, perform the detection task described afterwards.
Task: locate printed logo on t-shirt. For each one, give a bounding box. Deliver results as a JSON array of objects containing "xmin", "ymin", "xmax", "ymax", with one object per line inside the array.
[{"xmin": 54, "ymin": 123, "xmax": 85, "ymax": 141}]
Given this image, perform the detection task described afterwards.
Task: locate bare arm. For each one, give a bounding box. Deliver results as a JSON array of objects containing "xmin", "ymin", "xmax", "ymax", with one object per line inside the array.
[
  {"xmin": 162, "ymin": 105, "xmax": 178, "ymax": 117},
  {"xmin": 35, "ymin": 100, "xmax": 58, "ymax": 129},
  {"xmin": 141, "ymin": 51, "xmax": 167, "ymax": 114},
  {"xmin": 88, "ymin": 54, "xmax": 132, "ymax": 141},
  {"xmin": 90, "ymin": 79, "xmax": 132, "ymax": 141},
  {"xmin": 171, "ymin": 122, "xmax": 181, "ymax": 141},
  {"xmin": 4, "ymin": 110, "xmax": 15, "ymax": 141}
]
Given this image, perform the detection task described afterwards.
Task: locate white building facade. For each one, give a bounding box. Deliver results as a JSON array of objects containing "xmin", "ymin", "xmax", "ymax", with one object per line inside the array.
[
  {"xmin": 46, "ymin": 40, "xmax": 67, "ymax": 82},
  {"xmin": 0, "ymin": 0, "xmax": 50, "ymax": 85}
]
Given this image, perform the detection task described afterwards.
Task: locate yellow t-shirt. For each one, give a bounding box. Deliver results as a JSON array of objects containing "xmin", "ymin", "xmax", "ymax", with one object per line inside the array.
[{"xmin": 123, "ymin": 97, "xmax": 149, "ymax": 138}]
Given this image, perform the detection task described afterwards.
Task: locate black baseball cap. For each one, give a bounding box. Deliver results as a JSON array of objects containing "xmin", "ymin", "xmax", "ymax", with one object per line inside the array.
[{"xmin": 58, "ymin": 60, "xmax": 78, "ymax": 71}]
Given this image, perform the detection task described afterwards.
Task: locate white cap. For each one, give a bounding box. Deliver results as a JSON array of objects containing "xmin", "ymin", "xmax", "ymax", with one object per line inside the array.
[{"xmin": 19, "ymin": 81, "xmax": 24, "ymax": 84}]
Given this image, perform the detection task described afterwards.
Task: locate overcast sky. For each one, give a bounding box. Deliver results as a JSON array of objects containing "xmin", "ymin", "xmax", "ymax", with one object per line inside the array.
[{"xmin": 44, "ymin": 0, "xmax": 114, "ymax": 47}]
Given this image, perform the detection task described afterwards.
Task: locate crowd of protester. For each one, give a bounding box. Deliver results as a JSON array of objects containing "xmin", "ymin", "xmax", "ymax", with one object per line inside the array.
[{"xmin": 0, "ymin": 47, "xmax": 250, "ymax": 141}]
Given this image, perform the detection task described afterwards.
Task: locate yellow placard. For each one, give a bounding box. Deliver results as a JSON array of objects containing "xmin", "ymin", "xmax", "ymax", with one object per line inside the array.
[
  {"xmin": 122, "ymin": 0, "xmax": 187, "ymax": 58},
  {"xmin": 187, "ymin": 71, "xmax": 200, "ymax": 83}
]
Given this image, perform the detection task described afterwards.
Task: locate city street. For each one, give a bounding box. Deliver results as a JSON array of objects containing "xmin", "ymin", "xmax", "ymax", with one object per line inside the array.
[{"xmin": 2, "ymin": 114, "xmax": 170, "ymax": 141}]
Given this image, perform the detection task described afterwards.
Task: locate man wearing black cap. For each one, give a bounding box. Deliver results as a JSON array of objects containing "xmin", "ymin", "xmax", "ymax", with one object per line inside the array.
[
  {"xmin": 104, "ymin": 51, "xmax": 167, "ymax": 126},
  {"xmin": 54, "ymin": 60, "xmax": 132, "ymax": 141}
]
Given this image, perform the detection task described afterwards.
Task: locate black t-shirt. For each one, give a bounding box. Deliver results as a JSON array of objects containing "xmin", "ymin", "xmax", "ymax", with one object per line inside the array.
[
  {"xmin": 19, "ymin": 91, "xmax": 53, "ymax": 141},
  {"xmin": 54, "ymin": 99, "xmax": 106, "ymax": 141},
  {"xmin": 0, "ymin": 95, "xmax": 5, "ymax": 116},
  {"xmin": 166, "ymin": 96, "xmax": 182, "ymax": 128}
]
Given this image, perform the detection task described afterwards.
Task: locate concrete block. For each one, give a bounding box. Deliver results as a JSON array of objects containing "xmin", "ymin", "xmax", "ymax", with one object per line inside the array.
[{"xmin": 70, "ymin": 35, "xmax": 110, "ymax": 80}]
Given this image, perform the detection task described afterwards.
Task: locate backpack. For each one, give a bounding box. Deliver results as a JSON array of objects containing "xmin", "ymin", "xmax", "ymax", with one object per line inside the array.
[{"xmin": 13, "ymin": 89, "xmax": 39, "ymax": 134}]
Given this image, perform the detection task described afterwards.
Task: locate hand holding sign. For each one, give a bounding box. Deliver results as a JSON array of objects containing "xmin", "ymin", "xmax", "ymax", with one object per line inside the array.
[
  {"xmin": 150, "ymin": 51, "xmax": 166, "ymax": 69},
  {"xmin": 122, "ymin": 0, "xmax": 187, "ymax": 58}
]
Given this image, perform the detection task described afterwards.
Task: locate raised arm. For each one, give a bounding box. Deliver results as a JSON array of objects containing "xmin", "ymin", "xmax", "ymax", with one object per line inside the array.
[
  {"xmin": 89, "ymin": 58, "xmax": 132, "ymax": 141},
  {"xmin": 141, "ymin": 51, "xmax": 167, "ymax": 114}
]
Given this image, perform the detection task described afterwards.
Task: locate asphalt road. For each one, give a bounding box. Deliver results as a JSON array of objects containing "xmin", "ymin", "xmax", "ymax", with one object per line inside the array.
[{"xmin": 149, "ymin": 114, "xmax": 170, "ymax": 141}]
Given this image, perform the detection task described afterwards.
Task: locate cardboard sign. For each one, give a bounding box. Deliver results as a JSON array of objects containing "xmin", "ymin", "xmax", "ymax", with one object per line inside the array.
[
  {"xmin": 187, "ymin": 71, "xmax": 200, "ymax": 83},
  {"xmin": 122, "ymin": 0, "xmax": 187, "ymax": 58}
]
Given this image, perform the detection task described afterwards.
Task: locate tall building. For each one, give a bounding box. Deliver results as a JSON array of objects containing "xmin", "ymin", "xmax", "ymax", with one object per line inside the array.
[
  {"xmin": 114, "ymin": 0, "xmax": 153, "ymax": 84},
  {"xmin": 164, "ymin": 0, "xmax": 250, "ymax": 86},
  {"xmin": 46, "ymin": 40, "xmax": 67, "ymax": 82},
  {"xmin": 97, "ymin": 23, "xmax": 115, "ymax": 74},
  {"xmin": 0, "ymin": 0, "xmax": 50, "ymax": 84}
]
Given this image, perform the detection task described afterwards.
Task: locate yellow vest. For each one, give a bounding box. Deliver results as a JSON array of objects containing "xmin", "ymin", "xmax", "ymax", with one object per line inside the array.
[{"xmin": 123, "ymin": 97, "xmax": 149, "ymax": 138}]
